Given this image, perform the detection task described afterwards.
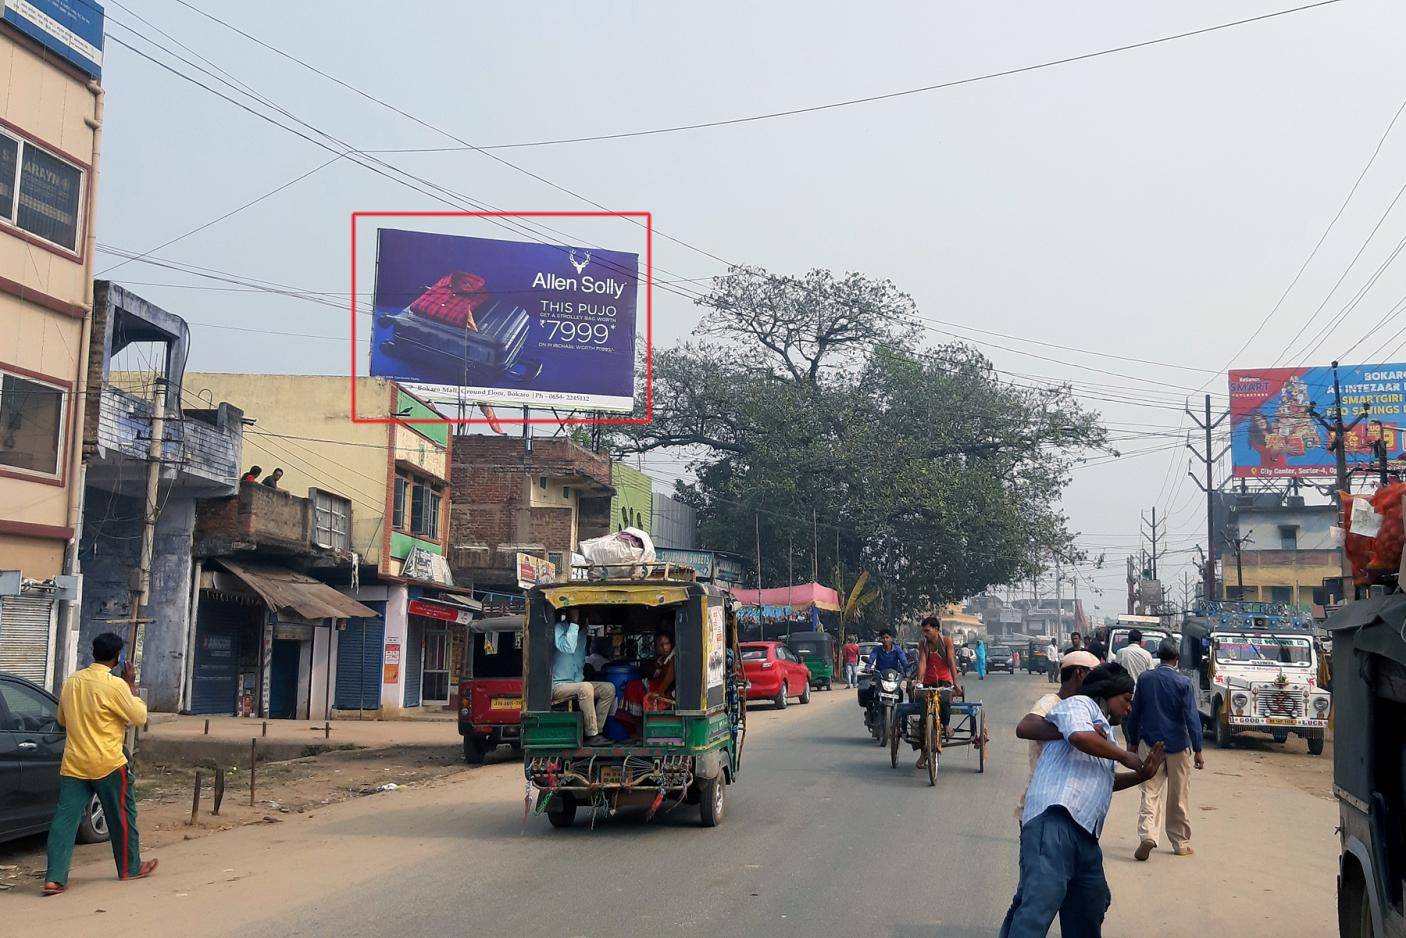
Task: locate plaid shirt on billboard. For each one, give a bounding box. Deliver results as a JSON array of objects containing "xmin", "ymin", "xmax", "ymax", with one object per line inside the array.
[{"xmin": 409, "ymin": 272, "xmax": 487, "ymax": 328}]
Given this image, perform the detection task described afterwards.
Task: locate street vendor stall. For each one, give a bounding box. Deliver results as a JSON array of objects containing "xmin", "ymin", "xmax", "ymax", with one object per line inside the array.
[{"xmin": 732, "ymin": 583, "xmax": 841, "ymax": 641}]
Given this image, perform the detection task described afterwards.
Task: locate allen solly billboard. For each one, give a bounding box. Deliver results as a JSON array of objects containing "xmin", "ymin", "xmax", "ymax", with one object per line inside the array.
[
  {"xmin": 1228, "ymin": 364, "xmax": 1406, "ymax": 478},
  {"xmin": 369, "ymin": 228, "xmax": 638, "ymax": 412}
]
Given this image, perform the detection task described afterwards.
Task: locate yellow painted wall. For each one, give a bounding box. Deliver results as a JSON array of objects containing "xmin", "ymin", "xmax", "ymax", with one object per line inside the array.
[
  {"xmin": 392, "ymin": 423, "xmax": 446, "ymax": 479},
  {"xmin": 183, "ymin": 374, "xmax": 394, "ymax": 563}
]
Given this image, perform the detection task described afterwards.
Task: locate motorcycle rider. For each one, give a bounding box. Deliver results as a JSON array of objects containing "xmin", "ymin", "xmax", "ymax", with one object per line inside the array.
[
  {"xmin": 894, "ymin": 616, "xmax": 963, "ymax": 769},
  {"xmin": 866, "ymin": 629, "xmax": 909, "ymax": 673}
]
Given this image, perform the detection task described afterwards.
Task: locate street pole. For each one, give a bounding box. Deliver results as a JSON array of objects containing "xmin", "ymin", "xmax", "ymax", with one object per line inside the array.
[
  {"xmin": 1309, "ymin": 361, "xmax": 1368, "ymax": 589},
  {"xmin": 1054, "ymin": 558, "xmax": 1063, "ymax": 643},
  {"xmin": 1188, "ymin": 394, "xmax": 1229, "ymax": 602},
  {"xmin": 812, "ymin": 507, "xmax": 818, "ymax": 584},
  {"xmin": 129, "ymin": 376, "xmax": 168, "ymax": 683}
]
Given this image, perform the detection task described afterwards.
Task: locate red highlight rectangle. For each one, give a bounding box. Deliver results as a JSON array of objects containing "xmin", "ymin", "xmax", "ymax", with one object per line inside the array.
[{"xmin": 349, "ymin": 211, "xmax": 653, "ymax": 426}]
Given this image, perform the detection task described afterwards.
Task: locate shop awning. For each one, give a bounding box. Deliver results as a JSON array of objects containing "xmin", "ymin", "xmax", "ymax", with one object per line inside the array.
[
  {"xmin": 730, "ymin": 582, "xmax": 842, "ymax": 613},
  {"xmin": 217, "ymin": 560, "xmax": 377, "ymax": 620}
]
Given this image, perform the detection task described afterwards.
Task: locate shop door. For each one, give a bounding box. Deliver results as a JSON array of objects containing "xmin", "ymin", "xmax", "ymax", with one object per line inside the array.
[
  {"xmin": 422, "ymin": 626, "xmax": 449, "ymax": 704},
  {"xmin": 335, "ymin": 614, "xmax": 384, "ymax": 710},
  {"xmin": 404, "ymin": 619, "xmax": 424, "ymax": 708},
  {"xmin": 269, "ymin": 639, "xmax": 301, "ymax": 719},
  {"xmin": 0, "ymin": 596, "xmax": 53, "ymax": 685},
  {"xmin": 190, "ymin": 603, "xmax": 245, "ymax": 715}
]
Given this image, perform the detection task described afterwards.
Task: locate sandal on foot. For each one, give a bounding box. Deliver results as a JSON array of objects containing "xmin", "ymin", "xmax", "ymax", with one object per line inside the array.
[
  {"xmin": 41, "ymin": 882, "xmax": 67, "ymax": 897},
  {"xmin": 131, "ymin": 859, "xmax": 159, "ymax": 880}
]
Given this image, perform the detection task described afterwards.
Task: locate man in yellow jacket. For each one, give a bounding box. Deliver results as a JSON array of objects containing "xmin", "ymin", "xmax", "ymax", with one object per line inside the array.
[{"xmin": 42, "ymin": 632, "xmax": 158, "ymax": 896}]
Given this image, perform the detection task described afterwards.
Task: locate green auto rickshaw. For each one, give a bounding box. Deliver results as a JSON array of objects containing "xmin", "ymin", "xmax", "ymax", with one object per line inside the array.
[
  {"xmin": 521, "ymin": 572, "xmax": 746, "ymax": 828},
  {"xmin": 786, "ymin": 631, "xmax": 835, "ymax": 690}
]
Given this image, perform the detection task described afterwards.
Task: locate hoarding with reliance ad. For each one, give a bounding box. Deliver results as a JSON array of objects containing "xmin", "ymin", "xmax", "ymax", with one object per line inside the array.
[
  {"xmin": 1229, "ymin": 364, "xmax": 1406, "ymax": 478},
  {"xmin": 369, "ymin": 228, "xmax": 638, "ymax": 412}
]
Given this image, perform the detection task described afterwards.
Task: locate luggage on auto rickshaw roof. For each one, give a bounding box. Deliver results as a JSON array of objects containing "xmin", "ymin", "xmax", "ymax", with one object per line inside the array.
[{"xmin": 786, "ymin": 630, "xmax": 836, "ymax": 690}]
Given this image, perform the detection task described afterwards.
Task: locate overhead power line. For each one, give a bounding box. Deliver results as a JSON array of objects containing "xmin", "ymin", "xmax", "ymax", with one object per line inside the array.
[{"xmin": 357, "ymin": 1, "xmax": 1347, "ymax": 152}]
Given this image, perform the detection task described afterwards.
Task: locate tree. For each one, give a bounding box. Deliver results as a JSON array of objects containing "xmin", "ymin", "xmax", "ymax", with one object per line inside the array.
[{"xmin": 613, "ymin": 265, "xmax": 1108, "ymax": 616}]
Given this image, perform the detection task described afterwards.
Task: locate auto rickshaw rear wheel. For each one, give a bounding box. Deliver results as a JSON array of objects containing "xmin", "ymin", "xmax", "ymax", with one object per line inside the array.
[
  {"xmin": 699, "ymin": 776, "xmax": 725, "ymax": 827},
  {"xmin": 547, "ymin": 793, "xmax": 577, "ymax": 828}
]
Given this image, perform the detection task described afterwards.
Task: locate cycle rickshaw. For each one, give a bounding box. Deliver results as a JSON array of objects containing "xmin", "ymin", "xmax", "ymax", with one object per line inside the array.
[{"xmin": 890, "ymin": 685, "xmax": 986, "ymax": 785}]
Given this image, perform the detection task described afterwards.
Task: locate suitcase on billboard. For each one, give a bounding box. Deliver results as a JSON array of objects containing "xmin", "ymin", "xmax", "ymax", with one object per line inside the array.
[{"xmin": 377, "ymin": 278, "xmax": 541, "ymax": 384}]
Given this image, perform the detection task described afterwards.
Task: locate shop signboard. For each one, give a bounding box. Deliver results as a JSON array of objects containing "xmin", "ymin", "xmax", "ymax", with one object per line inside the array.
[
  {"xmin": 1229, "ymin": 364, "xmax": 1406, "ymax": 478},
  {"xmin": 370, "ymin": 228, "xmax": 639, "ymax": 412},
  {"xmin": 656, "ymin": 548, "xmax": 714, "ymax": 579},
  {"xmin": 1, "ymin": 0, "xmax": 105, "ymax": 79},
  {"xmin": 408, "ymin": 598, "xmax": 473, "ymax": 625},
  {"xmin": 516, "ymin": 552, "xmax": 557, "ymax": 589}
]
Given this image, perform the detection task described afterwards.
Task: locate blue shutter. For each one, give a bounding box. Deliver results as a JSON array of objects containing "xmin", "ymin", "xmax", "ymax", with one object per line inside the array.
[
  {"xmin": 190, "ymin": 600, "xmax": 246, "ymax": 715},
  {"xmin": 404, "ymin": 618, "xmax": 423, "ymax": 708},
  {"xmin": 334, "ymin": 612, "xmax": 384, "ymax": 710}
]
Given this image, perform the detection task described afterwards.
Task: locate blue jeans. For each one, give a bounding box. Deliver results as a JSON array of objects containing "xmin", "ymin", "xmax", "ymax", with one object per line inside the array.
[
  {"xmin": 843, "ymin": 662, "xmax": 858, "ymax": 686},
  {"xmin": 1000, "ymin": 806, "xmax": 1111, "ymax": 938}
]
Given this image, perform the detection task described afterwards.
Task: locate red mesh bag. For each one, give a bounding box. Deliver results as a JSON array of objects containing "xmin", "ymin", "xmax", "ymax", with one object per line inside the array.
[
  {"xmin": 408, "ymin": 272, "xmax": 487, "ymax": 328},
  {"xmin": 1367, "ymin": 482, "xmax": 1406, "ymax": 573}
]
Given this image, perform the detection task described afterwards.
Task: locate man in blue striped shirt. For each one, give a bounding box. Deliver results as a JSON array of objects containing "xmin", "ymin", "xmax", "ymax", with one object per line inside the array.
[{"xmin": 1000, "ymin": 663, "xmax": 1165, "ymax": 938}]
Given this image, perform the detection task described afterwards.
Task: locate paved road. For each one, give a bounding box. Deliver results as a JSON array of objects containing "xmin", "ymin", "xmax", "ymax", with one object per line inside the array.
[{"xmin": 8, "ymin": 671, "xmax": 1337, "ymax": 936}]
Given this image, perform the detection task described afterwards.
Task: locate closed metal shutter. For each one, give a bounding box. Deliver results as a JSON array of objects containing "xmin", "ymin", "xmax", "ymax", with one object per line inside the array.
[
  {"xmin": 334, "ymin": 613, "xmax": 383, "ymax": 710},
  {"xmin": 404, "ymin": 618, "xmax": 423, "ymax": 708},
  {"xmin": 0, "ymin": 595, "xmax": 54, "ymax": 684},
  {"xmin": 190, "ymin": 600, "xmax": 248, "ymax": 715}
]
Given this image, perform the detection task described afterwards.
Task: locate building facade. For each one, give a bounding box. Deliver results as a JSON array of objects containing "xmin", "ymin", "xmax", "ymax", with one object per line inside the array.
[
  {"xmin": 182, "ymin": 374, "xmax": 467, "ymax": 716},
  {"xmin": 1225, "ymin": 496, "xmax": 1337, "ymax": 606},
  {"xmin": 0, "ymin": 9, "xmax": 104, "ymax": 686}
]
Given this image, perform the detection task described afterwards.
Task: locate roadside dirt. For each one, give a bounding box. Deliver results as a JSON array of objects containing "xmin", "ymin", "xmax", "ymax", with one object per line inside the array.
[{"xmin": 0, "ymin": 742, "xmax": 482, "ymax": 889}]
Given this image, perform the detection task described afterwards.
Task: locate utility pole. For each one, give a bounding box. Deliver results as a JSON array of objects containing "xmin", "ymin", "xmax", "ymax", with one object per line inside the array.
[
  {"xmin": 1222, "ymin": 529, "xmax": 1254, "ymax": 601},
  {"xmin": 812, "ymin": 508, "xmax": 819, "ymax": 584},
  {"xmin": 1370, "ymin": 420, "xmax": 1390, "ymax": 486},
  {"xmin": 1054, "ymin": 558, "xmax": 1063, "ymax": 643},
  {"xmin": 1126, "ymin": 555, "xmax": 1136, "ymax": 616},
  {"xmin": 1141, "ymin": 507, "xmax": 1164, "ymax": 582},
  {"xmin": 1181, "ymin": 571, "xmax": 1191, "ymax": 613},
  {"xmin": 129, "ymin": 376, "xmax": 168, "ymax": 684},
  {"xmin": 1187, "ymin": 393, "xmax": 1230, "ymax": 602},
  {"xmin": 1309, "ymin": 361, "xmax": 1369, "ymax": 588}
]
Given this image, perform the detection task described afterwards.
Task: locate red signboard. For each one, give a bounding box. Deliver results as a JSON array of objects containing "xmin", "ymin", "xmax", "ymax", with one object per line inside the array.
[{"xmin": 408, "ymin": 599, "xmax": 471, "ymax": 624}]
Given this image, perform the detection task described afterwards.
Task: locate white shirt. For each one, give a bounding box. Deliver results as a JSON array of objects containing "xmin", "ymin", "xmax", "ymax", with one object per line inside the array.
[{"xmin": 1115, "ymin": 644, "xmax": 1156, "ymax": 685}]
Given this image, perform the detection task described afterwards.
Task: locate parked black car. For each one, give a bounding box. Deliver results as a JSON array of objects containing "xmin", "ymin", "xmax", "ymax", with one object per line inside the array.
[
  {"xmin": 0, "ymin": 671, "xmax": 108, "ymax": 845},
  {"xmin": 985, "ymin": 646, "xmax": 1016, "ymax": 674}
]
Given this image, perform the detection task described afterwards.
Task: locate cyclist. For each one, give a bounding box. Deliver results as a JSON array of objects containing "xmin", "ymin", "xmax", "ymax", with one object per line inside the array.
[{"xmin": 895, "ymin": 616, "xmax": 963, "ymax": 769}]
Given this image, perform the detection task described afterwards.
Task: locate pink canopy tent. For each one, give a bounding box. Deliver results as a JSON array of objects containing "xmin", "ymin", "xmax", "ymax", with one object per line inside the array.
[{"xmin": 730, "ymin": 582, "xmax": 841, "ymax": 613}]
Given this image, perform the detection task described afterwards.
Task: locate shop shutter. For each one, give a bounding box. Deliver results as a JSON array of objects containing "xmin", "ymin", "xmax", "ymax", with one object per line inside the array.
[
  {"xmin": 404, "ymin": 617, "xmax": 423, "ymax": 708},
  {"xmin": 0, "ymin": 595, "xmax": 53, "ymax": 684},
  {"xmin": 335, "ymin": 614, "xmax": 384, "ymax": 710},
  {"xmin": 190, "ymin": 600, "xmax": 247, "ymax": 715}
]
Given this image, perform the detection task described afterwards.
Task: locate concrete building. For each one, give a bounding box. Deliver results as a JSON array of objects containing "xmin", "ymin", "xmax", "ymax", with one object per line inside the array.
[
  {"xmin": 0, "ymin": 7, "xmax": 104, "ymax": 686},
  {"xmin": 1225, "ymin": 495, "xmax": 1337, "ymax": 605},
  {"xmin": 76, "ymin": 284, "xmax": 243, "ymax": 710},
  {"xmin": 182, "ymin": 374, "xmax": 471, "ymax": 716},
  {"xmin": 610, "ymin": 461, "xmax": 653, "ymax": 534},
  {"xmin": 449, "ymin": 434, "xmax": 613, "ymax": 590},
  {"xmin": 651, "ymin": 493, "xmax": 697, "ymax": 549}
]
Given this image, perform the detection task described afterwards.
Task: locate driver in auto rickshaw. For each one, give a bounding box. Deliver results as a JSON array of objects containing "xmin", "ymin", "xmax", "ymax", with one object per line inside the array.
[{"xmin": 893, "ymin": 616, "xmax": 964, "ymax": 769}]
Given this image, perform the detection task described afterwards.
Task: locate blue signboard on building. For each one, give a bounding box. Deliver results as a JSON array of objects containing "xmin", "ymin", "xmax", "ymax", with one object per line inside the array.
[{"xmin": 2, "ymin": 0, "xmax": 105, "ymax": 79}]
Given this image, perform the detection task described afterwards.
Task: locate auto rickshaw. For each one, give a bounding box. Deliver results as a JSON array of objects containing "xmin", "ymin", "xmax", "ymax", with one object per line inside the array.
[
  {"xmin": 458, "ymin": 615, "xmax": 525, "ymax": 764},
  {"xmin": 786, "ymin": 630, "xmax": 835, "ymax": 690},
  {"xmin": 521, "ymin": 569, "xmax": 746, "ymax": 828},
  {"xmin": 1026, "ymin": 639, "xmax": 1051, "ymax": 675}
]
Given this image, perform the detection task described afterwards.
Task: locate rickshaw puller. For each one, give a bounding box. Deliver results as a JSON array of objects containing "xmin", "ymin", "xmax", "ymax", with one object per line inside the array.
[{"xmin": 894, "ymin": 617, "xmax": 962, "ymax": 768}]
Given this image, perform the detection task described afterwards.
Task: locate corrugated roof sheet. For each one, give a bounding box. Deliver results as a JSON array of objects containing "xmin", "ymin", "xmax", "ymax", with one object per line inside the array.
[{"xmin": 217, "ymin": 560, "xmax": 377, "ymax": 620}]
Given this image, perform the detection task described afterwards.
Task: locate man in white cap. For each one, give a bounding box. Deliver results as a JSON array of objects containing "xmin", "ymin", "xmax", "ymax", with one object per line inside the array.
[{"xmin": 1014, "ymin": 650, "xmax": 1102, "ymax": 821}]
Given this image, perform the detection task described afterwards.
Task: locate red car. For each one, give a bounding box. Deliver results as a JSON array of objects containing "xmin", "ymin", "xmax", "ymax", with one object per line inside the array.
[{"xmin": 740, "ymin": 641, "xmax": 812, "ymax": 709}]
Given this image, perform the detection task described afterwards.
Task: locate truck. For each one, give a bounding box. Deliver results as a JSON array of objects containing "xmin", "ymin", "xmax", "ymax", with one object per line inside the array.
[
  {"xmin": 1179, "ymin": 600, "xmax": 1330, "ymax": 755},
  {"xmin": 1106, "ymin": 614, "xmax": 1177, "ymax": 663},
  {"xmin": 1326, "ymin": 593, "xmax": 1406, "ymax": 938}
]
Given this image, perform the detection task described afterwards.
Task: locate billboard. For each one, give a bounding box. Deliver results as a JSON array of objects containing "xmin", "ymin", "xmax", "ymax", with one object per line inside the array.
[
  {"xmin": 516, "ymin": 552, "xmax": 557, "ymax": 589},
  {"xmin": 370, "ymin": 228, "xmax": 638, "ymax": 412},
  {"xmin": 1, "ymin": 0, "xmax": 105, "ymax": 79},
  {"xmin": 1229, "ymin": 365, "xmax": 1406, "ymax": 478}
]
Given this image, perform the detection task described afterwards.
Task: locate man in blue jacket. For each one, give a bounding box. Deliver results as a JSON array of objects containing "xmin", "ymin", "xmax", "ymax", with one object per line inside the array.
[{"xmin": 1124, "ymin": 638, "xmax": 1204, "ymax": 861}]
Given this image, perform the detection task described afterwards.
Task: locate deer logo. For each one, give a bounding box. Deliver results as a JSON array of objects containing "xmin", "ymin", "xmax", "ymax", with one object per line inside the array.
[{"xmin": 568, "ymin": 249, "xmax": 591, "ymax": 275}]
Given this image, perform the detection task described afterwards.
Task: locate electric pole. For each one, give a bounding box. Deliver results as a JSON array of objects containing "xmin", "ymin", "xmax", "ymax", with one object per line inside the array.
[
  {"xmin": 129, "ymin": 375, "xmax": 168, "ymax": 685},
  {"xmin": 1309, "ymin": 361, "xmax": 1369, "ymax": 587},
  {"xmin": 1188, "ymin": 394, "xmax": 1230, "ymax": 602},
  {"xmin": 1141, "ymin": 507, "xmax": 1164, "ymax": 582},
  {"xmin": 1223, "ymin": 528, "xmax": 1254, "ymax": 601}
]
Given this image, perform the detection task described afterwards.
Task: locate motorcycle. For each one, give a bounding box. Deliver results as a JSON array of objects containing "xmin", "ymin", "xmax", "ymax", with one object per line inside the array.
[{"xmin": 861, "ymin": 668, "xmax": 904, "ymax": 746}]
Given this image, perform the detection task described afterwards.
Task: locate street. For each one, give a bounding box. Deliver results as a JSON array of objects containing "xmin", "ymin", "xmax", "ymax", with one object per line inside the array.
[{"xmin": 4, "ymin": 673, "xmax": 1335, "ymax": 936}]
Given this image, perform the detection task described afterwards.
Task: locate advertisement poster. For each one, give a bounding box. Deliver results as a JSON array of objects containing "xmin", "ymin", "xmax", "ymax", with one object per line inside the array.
[
  {"xmin": 370, "ymin": 228, "xmax": 639, "ymax": 412},
  {"xmin": 516, "ymin": 552, "xmax": 557, "ymax": 589},
  {"xmin": 706, "ymin": 605, "xmax": 726, "ymax": 690},
  {"xmin": 382, "ymin": 642, "xmax": 401, "ymax": 684},
  {"xmin": 1229, "ymin": 365, "xmax": 1406, "ymax": 478}
]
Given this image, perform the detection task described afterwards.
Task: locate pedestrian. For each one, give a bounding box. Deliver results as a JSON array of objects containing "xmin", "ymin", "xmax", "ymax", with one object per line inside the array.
[
  {"xmin": 1125, "ymin": 638, "xmax": 1204, "ymax": 861},
  {"xmin": 841, "ymin": 636, "xmax": 861, "ymax": 688},
  {"xmin": 239, "ymin": 465, "xmax": 262, "ymax": 484},
  {"xmin": 1062, "ymin": 631, "xmax": 1083, "ymax": 655},
  {"xmin": 261, "ymin": 467, "xmax": 284, "ymax": 489},
  {"xmin": 1014, "ymin": 651, "xmax": 1101, "ymax": 823},
  {"xmin": 42, "ymin": 632, "xmax": 158, "ymax": 896},
  {"xmin": 1087, "ymin": 630, "xmax": 1109, "ymax": 662},
  {"xmin": 999, "ymin": 662, "xmax": 1165, "ymax": 938},
  {"xmin": 1114, "ymin": 628, "xmax": 1155, "ymax": 686},
  {"xmin": 975, "ymin": 638, "xmax": 988, "ymax": 680},
  {"xmin": 1045, "ymin": 638, "xmax": 1060, "ymax": 684}
]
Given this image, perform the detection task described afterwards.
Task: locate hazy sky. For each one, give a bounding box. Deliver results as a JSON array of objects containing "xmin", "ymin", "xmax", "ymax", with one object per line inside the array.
[{"xmin": 92, "ymin": 0, "xmax": 1406, "ymax": 614}]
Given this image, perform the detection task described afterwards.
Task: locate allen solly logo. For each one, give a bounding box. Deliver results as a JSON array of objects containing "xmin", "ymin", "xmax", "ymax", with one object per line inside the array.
[{"xmin": 568, "ymin": 249, "xmax": 591, "ymax": 274}]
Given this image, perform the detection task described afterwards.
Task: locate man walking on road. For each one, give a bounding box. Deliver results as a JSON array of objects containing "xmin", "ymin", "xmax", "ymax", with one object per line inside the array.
[
  {"xmin": 43, "ymin": 632, "xmax": 158, "ymax": 896},
  {"xmin": 841, "ymin": 637, "xmax": 861, "ymax": 688},
  {"xmin": 1125, "ymin": 638, "xmax": 1204, "ymax": 861},
  {"xmin": 1062, "ymin": 631, "xmax": 1083, "ymax": 655},
  {"xmin": 1114, "ymin": 628, "xmax": 1155, "ymax": 686},
  {"xmin": 1014, "ymin": 651, "xmax": 1101, "ymax": 822},
  {"xmin": 1045, "ymin": 638, "xmax": 1060, "ymax": 684},
  {"xmin": 1000, "ymin": 663, "xmax": 1165, "ymax": 938}
]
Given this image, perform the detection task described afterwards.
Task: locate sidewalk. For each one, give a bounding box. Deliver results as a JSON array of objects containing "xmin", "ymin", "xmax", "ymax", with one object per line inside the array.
[{"xmin": 136, "ymin": 713, "xmax": 460, "ymax": 765}]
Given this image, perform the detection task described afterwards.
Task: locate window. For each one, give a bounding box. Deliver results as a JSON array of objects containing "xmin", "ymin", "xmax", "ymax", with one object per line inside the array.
[
  {"xmin": 393, "ymin": 475, "xmax": 407, "ymax": 530},
  {"xmin": 0, "ymin": 372, "xmax": 66, "ymax": 476},
  {"xmin": 0, "ymin": 129, "xmax": 84, "ymax": 252},
  {"xmin": 311, "ymin": 489, "xmax": 351, "ymax": 550},
  {"xmin": 1270, "ymin": 585, "xmax": 1294, "ymax": 605},
  {"xmin": 407, "ymin": 476, "xmax": 441, "ymax": 540},
  {"xmin": 0, "ymin": 679, "xmax": 59, "ymax": 733},
  {"xmin": 1279, "ymin": 526, "xmax": 1298, "ymax": 550},
  {"xmin": 538, "ymin": 476, "xmax": 547, "ymax": 490}
]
